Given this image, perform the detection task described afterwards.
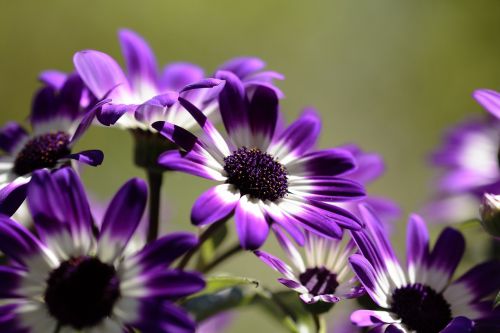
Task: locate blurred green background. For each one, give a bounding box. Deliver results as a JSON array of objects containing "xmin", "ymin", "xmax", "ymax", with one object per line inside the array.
[{"xmin": 2, "ymin": 1, "xmax": 500, "ymax": 331}]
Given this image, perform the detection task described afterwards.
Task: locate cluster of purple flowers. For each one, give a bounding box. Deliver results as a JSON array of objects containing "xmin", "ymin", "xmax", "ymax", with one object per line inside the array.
[{"xmin": 0, "ymin": 29, "xmax": 498, "ymax": 333}]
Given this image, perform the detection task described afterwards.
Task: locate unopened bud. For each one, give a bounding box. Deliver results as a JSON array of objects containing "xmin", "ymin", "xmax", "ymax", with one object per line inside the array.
[{"xmin": 479, "ymin": 193, "xmax": 500, "ymax": 238}]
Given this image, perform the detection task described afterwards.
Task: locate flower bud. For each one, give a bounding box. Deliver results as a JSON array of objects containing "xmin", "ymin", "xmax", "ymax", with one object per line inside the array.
[{"xmin": 479, "ymin": 193, "xmax": 500, "ymax": 238}]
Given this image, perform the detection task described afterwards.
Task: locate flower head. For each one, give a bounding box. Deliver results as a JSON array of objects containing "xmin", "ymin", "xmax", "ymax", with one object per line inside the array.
[
  {"xmin": 153, "ymin": 72, "xmax": 365, "ymax": 249},
  {"xmin": 74, "ymin": 29, "xmax": 282, "ymax": 131},
  {"xmin": 255, "ymin": 226, "xmax": 364, "ymax": 304},
  {"xmin": 479, "ymin": 193, "xmax": 500, "ymax": 237},
  {"xmin": 0, "ymin": 167, "xmax": 204, "ymax": 333},
  {"xmin": 349, "ymin": 204, "xmax": 500, "ymax": 333},
  {"xmin": 0, "ymin": 75, "xmax": 104, "ymax": 216}
]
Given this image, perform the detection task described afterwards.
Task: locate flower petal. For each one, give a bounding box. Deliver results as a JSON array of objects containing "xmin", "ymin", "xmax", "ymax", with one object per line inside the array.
[
  {"xmin": 474, "ymin": 89, "xmax": 500, "ymax": 119},
  {"xmin": 349, "ymin": 254, "xmax": 390, "ymax": 308},
  {"xmin": 235, "ymin": 195, "xmax": 269, "ymax": 250},
  {"xmin": 286, "ymin": 148, "xmax": 356, "ymax": 177},
  {"xmin": 247, "ymin": 85, "xmax": 279, "ymax": 149},
  {"xmin": 0, "ymin": 122, "xmax": 28, "ymax": 154},
  {"xmin": 97, "ymin": 178, "xmax": 147, "ymax": 263},
  {"xmin": 406, "ymin": 213, "xmax": 429, "ymax": 284},
  {"xmin": 161, "ymin": 62, "xmax": 205, "ymax": 91},
  {"xmin": 191, "ymin": 184, "xmax": 239, "ymax": 226},
  {"xmin": 289, "ymin": 176, "xmax": 365, "ymax": 202},
  {"xmin": 66, "ymin": 150, "xmax": 104, "ymax": 166}
]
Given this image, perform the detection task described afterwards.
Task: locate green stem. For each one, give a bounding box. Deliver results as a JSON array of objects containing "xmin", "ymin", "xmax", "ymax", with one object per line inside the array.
[
  {"xmin": 202, "ymin": 242, "xmax": 243, "ymax": 273},
  {"xmin": 315, "ymin": 314, "xmax": 326, "ymax": 333},
  {"xmin": 146, "ymin": 170, "xmax": 163, "ymax": 243},
  {"xmin": 177, "ymin": 218, "xmax": 228, "ymax": 269}
]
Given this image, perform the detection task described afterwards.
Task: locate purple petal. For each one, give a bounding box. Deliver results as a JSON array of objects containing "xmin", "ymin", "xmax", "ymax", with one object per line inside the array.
[
  {"xmin": 289, "ymin": 176, "xmax": 366, "ymax": 202},
  {"xmin": 135, "ymin": 92, "xmax": 179, "ymax": 123},
  {"xmin": 254, "ymin": 250, "xmax": 295, "ymax": 278},
  {"xmin": 286, "ymin": 148, "xmax": 356, "ymax": 177},
  {"xmin": 0, "ymin": 214, "xmax": 44, "ymax": 266},
  {"xmin": 55, "ymin": 73, "xmax": 84, "ymax": 121},
  {"xmin": 448, "ymin": 261, "xmax": 500, "ymax": 302},
  {"xmin": 29, "ymin": 168, "xmax": 93, "ymax": 254},
  {"xmin": 162, "ymin": 62, "xmax": 205, "ymax": 91},
  {"xmin": 216, "ymin": 70, "xmax": 249, "ymax": 139},
  {"xmin": 70, "ymin": 98, "xmax": 110, "ymax": 143},
  {"xmin": 158, "ymin": 150, "xmax": 224, "ymax": 181},
  {"xmin": 130, "ymin": 232, "xmax": 198, "ymax": 270},
  {"xmin": 97, "ymin": 178, "xmax": 147, "ymax": 262},
  {"xmin": 0, "ymin": 266, "xmax": 23, "ymax": 298},
  {"xmin": 191, "ymin": 184, "xmax": 239, "ymax": 226},
  {"xmin": 39, "ymin": 70, "xmax": 68, "ymax": 89},
  {"xmin": 152, "ymin": 121, "xmax": 198, "ymax": 152},
  {"xmin": 0, "ymin": 122, "xmax": 28, "ymax": 154},
  {"xmin": 474, "ymin": 89, "xmax": 500, "ymax": 119},
  {"xmin": 218, "ymin": 57, "xmax": 266, "ymax": 79},
  {"xmin": 73, "ymin": 50, "xmax": 131, "ymax": 101},
  {"xmin": 406, "ymin": 213, "xmax": 429, "ymax": 280},
  {"xmin": 118, "ymin": 29, "xmax": 159, "ymax": 92},
  {"xmin": 235, "ymin": 195, "xmax": 269, "ymax": 250},
  {"xmin": 179, "ymin": 78, "xmax": 223, "ymax": 93},
  {"xmin": 305, "ymin": 198, "xmax": 364, "ymax": 230},
  {"xmin": 268, "ymin": 108, "xmax": 321, "ymax": 162},
  {"xmin": 133, "ymin": 300, "xmax": 196, "ymax": 333},
  {"xmin": 0, "ymin": 178, "xmax": 28, "ymax": 217},
  {"xmin": 341, "ymin": 145, "xmax": 385, "ymax": 184},
  {"xmin": 97, "ymin": 103, "xmax": 135, "ymax": 126},
  {"xmin": 349, "ymin": 254, "xmax": 388, "ymax": 307},
  {"xmin": 144, "ymin": 269, "xmax": 205, "ymax": 299},
  {"xmin": 350, "ymin": 309, "xmax": 398, "ymax": 327},
  {"xmin": 427, "ymin": 227, "xmax": 465, "ymax": 291},
  {"xmin": 440, "ymin": 317, "xmax": 474, "ymax": 333},
  {"xmin": 66, "ymin": 150, "xmax": 104, "ymax": 166},
  {"xmin": 30, "ymin": 86, "xmax": 57, "ymax": 126},
  {"xmin": 247, "ymin": 85, "xmax": 279, "ymax": 148},
  {"xmin": 160, "ymin": 302, "xmax": 197, "ymax": 333}
]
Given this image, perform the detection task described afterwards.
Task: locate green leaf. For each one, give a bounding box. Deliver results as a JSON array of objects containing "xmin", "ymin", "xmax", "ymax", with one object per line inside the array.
[
  {"xmin": 196, "ymin": 224, "xmax": 228, "ymax": 268},
  {"xmin": 192, "ymin": 275, "xmax": 260, "ymax": 298},
  {"xmin": 495, "ymin": 291, "xmax": 500, "ymax": 308}
]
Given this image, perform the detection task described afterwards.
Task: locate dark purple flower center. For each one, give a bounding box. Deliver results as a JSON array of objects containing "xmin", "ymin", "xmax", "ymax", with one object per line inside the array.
[
  {"xmin": 14, "ymin": 132, "xmax": 71, "ymax": 176},
  {"xmin": 390, "ymin": 283, "xmax": 452, "ymax": 333},
  {"xmin": 44, "ymin": 256, "xmax": 120, "ymax": 329},
  {"xmin": 223, "ymin": 147, "xmax": 288, "ymax": 201},
  {"xmin": 299, "ymin": 267, "xmax": 339, "ymax": 296}
]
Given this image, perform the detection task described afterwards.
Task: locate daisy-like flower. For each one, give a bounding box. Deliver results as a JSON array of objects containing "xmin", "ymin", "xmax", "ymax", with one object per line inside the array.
[
  {"xmin": 153, "ymin": 72, "xmax": 365, "ymax": 250},
  {"xmin": 349, "ymin": 204, "xmax": 500, "ymax": 333},
  {"xmin": 427, "ymin": 89, "xmax": 500, "ymax": 223},
  {"xmin": 0, "ymin": 74, "xmax": 104, "ymax": 216},
  {"xmin": 73, "ymin": 29, "xmax": 282, "ymax": 131},
  {"xmin": 255, "ymin": 226, "xmax": 364, "ymax": 304},
  {"xmin": 0, "ymin": 167, "xmax": 204, "ymax": 333}
]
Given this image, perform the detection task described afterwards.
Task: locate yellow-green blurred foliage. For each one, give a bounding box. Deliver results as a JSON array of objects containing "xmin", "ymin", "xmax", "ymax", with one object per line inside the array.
[{"xmin": 1, "ymin": 1, "xmax": 500, "ymax": 331}]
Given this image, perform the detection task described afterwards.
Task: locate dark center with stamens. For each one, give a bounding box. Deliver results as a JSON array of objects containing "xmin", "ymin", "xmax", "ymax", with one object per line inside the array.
[
  {"xmin": 299, "ymin": 267, "xmax": 339, "ymax": 296},
  {"xmin": 44, "ymin": 256, "xmax": 120, "ymax": 329},
  {"xmin": 223, "ymin": 147, "xmax": 288, "ymax": 201},
  {"xmin": 390, "ymin": 283, "xmax": 452, "ymax": 333},
  {"xmin": 14, "ymin": 132, "xmax": 71, "ymax": 176}
]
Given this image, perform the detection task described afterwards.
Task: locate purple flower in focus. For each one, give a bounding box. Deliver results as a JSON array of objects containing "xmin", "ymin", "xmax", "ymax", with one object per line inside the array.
[
  {"xmin": 0, "ymin": 74, "xmax": 104, "ymax": 216},
  {"xmin": 153, "ymin": 73, "xmax": 365, "ymax": 249},
  {"xmin": 349, "ymin": 204, "xmax": 500, "ymax": 333},
  {"xmin": 255, "ymin": 226, "xmax": 364, "ymax": 304},
  {"xmin": 73, "ymin": 29, "xmax": 282, "ymax": 131},
  {"xmin": 0, "ymin": 167, "xmax": 204, "ymax": 333}
]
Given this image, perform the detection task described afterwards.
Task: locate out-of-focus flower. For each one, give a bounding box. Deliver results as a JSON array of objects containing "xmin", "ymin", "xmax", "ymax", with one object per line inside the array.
[
  {"xmin": 0, "ymin": 74, "xmax": 105, "ymax": 216},
  {"xmin": 337, "ymin": 144, "xmax": 401, "ymax": 229},
  {"xmin": 255, "ymin": 226, "xmax": 364, "ymax": 304},
  {"xmin": 427, "ymin": 89, "xmax": 500, "ymax": 223},
  {"xmin": 74, "ymin": 29, "xmax": 282, "ymax": 131},
  {"xmin": 0, "ymin": 167, "xmax": 204, "ymax": 333},
  {"xmin": 349, "ymin": 204, "xmax": 500, "ymax": 333},
  {"xmin": 480, "ymin": 193, "xmax": 500, "ymax": 238},
  {"xmin": 154, "ymin": 73, "xmax": 365, "ymax": 249}
]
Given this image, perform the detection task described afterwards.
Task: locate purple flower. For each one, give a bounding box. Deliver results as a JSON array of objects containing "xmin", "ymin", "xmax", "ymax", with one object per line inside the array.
[
  {"xmin": 197, "ymin": 312, "xmax": 233, "ymax": 333},
  {"xmin": 0, "ymin": 167, "xmax": 204, "ymax": 333},
  {"xmin": 349, "ymin": 204, "xmax": 500, "ymax": 333},
  {"xmin": 255, "ymin": 226, "xmax": 364, "ymax": 304},
  {"xmin": 73, "ymin": 29, "xmax": 282, "ymax": 131},
  {"xmin": 0, "ymin": 75, "xmax": 105, "ymax": 216},
  {"xmin": 427, "ymin": 90, "xmax": 500, "ymax": 223},
  {"xmin": 153, "ymin": 73, "xmax": 365, "ymax": 249}
]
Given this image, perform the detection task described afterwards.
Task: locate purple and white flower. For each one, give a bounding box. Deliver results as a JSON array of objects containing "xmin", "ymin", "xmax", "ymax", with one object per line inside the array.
[
  {"xmin": 349, "ymin": 204, "xmax": 500, "ymax": 333},
  {"xmin": 0, "ymin": 74, "xmax": 104, "ymax": 216},
  {"xmin": 73, "ymin": 29, "xmax": 282, "ymax": 131},
  {"xmin": 428, "ymin": 89, "xmax": 500, "ymax": 223},
  {"xmin": 153, "ymin": 72, "xmax": 365, "ymax": 249},
  {"xmin": 255, "ymin": 226, "xmax": 364, "ymax": 304},
  {"xmin": 0, "ymin": 167, "xmax": 204, "ymax": 333}
]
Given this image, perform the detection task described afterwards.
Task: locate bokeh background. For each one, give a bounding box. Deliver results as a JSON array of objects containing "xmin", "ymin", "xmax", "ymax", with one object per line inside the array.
[{"xmin": 2, "ymin": 1, "xmax": 500, "ymax": 331}]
